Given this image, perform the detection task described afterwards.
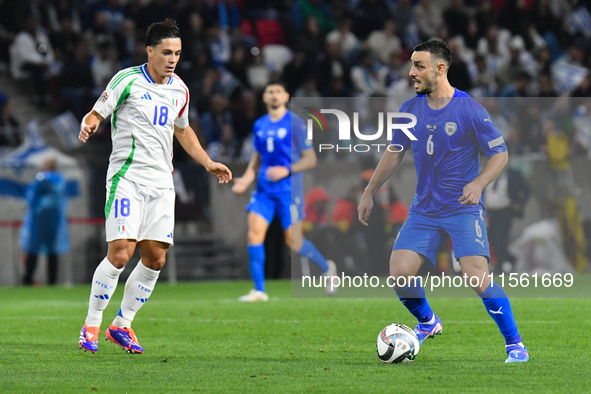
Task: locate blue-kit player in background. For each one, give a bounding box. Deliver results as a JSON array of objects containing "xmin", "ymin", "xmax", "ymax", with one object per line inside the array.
[
  {"xmin": 232, "ymin": 82, "xmax": 338, "ymax": 301},
  {"xmin": 358, "ymin": 39, "xmax": 528, "ymax": 363}
]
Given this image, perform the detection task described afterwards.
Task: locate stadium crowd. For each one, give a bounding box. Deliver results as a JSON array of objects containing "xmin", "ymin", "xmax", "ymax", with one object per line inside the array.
[{"xmin": 1, "ymin": 0, "xmax": 591, "ymax": 159}]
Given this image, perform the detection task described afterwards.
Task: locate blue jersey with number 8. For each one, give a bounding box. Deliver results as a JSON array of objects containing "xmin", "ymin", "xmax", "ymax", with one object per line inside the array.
[{"xmin": 253, "ymin": 110, "xmax": 312, "ymax": 195}]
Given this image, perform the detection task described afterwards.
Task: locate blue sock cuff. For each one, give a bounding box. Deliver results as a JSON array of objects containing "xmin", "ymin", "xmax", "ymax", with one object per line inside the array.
[
  {"xmin": 478, "ymin": 281, "xmax": 507, "ymax": 299},
  {"xmin": 506, "ymin": 335, "xmax": 522, "ymax": 346},
  {"xmin": 394, "ymin": 280, "xmax": 426, "ymax": 299},
  {"xmin": 298, "ymin": 240, "xmax": 329, "ymax": 272}
]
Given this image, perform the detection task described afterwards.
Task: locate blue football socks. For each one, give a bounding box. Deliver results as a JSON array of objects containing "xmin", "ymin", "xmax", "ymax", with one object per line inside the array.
[
  {"xmin": 394, "ymin": 279, "xmax": 434, "ymax": 323},
  {"xmin": 247, "ymin": 244, "xmax": 266, "ymax": 292},
  {"xmin": 479, "ymin": 282, "xmax": 521, "ymax": 345},
  {"xmin": 298, "ymin": 240, "xmax": 329, "ymax": 273}
]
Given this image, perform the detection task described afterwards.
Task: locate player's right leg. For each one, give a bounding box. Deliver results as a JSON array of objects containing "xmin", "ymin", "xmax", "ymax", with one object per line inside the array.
[
  {"xmin": 80, "ymin": 176, "xmax": 141, "ymax": 352},
  {"xmin": 239, "ymin": 209, "xmax": 271, "ymax": 302},
  {"xmin": 79, "ymin": 239, "xmax": 136, "ymax": 352},
  {"xmin": 390, "ymin": 213, "xmax": 447, "ymax": 345},
  {"xmin": 389, "ymin": 249, "xmax": 442, "ymax": 345}
]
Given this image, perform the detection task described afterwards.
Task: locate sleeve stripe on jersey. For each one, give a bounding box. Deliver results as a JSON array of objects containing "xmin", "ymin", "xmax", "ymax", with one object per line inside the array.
[
  {"xmin": 111, "ymin": 78, "xmax": 137, "ymax": 136},
  {"xmin": 178, "ymin": 83, "xmax": 189, "ymax": 118},
  {"xmin": 108, "ymin": 67, "xmax": 142, "ymax": 90}
]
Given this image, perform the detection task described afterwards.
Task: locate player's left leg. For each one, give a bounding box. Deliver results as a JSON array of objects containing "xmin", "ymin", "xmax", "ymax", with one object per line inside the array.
[
  {"xmin": 106, "ymin": 240, "xmax": 168, "ymax": 354},
  {"xmin": 279, "ymin": 192, "xmax": 337, "ymax": 294},
  {"xmin": 285, "ymin": 222, "xmax": 337, "ymax": 294},
  {"xmin": 460, "ymin": 255, "xmax": 528, "ymax": 363}
]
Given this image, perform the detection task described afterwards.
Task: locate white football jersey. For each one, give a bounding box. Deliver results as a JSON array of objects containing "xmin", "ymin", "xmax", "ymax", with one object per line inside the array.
[{"xmin": 92, "ymin": 64, "xmax": 190, "ymax": 189}]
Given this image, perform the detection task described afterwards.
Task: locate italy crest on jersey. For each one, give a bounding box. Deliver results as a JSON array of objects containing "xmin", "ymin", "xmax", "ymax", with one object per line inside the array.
[{"xmin": 445, "ymin": 122, "xmax": 457, "ymax": 136}]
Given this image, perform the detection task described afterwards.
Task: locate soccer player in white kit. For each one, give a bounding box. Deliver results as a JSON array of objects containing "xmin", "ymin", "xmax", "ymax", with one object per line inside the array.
[{"xmin": 78, "ymin": 20, "xmax": 232, "ymax": 354}]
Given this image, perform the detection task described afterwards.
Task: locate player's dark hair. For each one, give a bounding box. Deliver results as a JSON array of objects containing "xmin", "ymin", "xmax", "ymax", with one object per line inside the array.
[
  {"xmin": 414, "ymin": 39, "xmax": 452, "ymax": 69},
  {"xmin": 145, "ymin": 19, "xmax": 181, "ymax": 47},
  {"xmin": 264, "ymin": 81, "xmax": 288, "ymax": 92}
]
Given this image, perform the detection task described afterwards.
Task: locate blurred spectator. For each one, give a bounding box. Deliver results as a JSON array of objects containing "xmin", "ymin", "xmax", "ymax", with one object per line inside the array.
[
  {"xmin": 317, "ymin": 42, "xmax": 347, "ymax": 91},
  {"xmin": 353, "ymin": 0, "xmax": 390, "ymax": 41},
  {"xmin": 297, "ymin": 0, "xmax": 336, "ymax": 34},
  {"xmin": 500, "ymin": 71, "xmax": 532, "ymax": 98},
  {"xmin": 299, "ymin": 16, "xmax": 324, "ymax": 59},
  {"xmin": 247, "ymin": 53, "xmax": 271, "ymax": 90},
  {"xmin": 468, "ymin": 54, "xmax": 495, "ymax": 97},
  {"xmin": 200, "ymin": 94, "xmax": 235, "ymax": 146},
  {"xmin": 447, "ymin": 38, "xmax": 472, "ymax": 92},
  {"xmin": 384, "ymin": 52, "xmax": 406, "ymax": 88},
  {"xmin": 20, "ymin": 159, "xmax": 70, "ymax": 286},
  {"xmin": 59, "ymin": 43, "xmax": 93, "ymax": 119},
  {"xmin": 0, "ymin": 94, "xmax": 21, "ymax": 148},
  {"xmin": 350, "ymin": 49, "xmax": 386, "ymax": 96},
  {"xmin": 231, "ymin": 90, "xmax": 259, "ymax": 153},
  {"xmin": 326, "ymin": 17, "xmax": 359, "ymax": 61},
  {"xmin": 208, "ymin": 24, "xmax": 232, "ymax": 67},
  {"xmin": 116, "ymin": 19, "xmax": 139, "ymax": 67},
  {"xmin": 49, "ymin": 16, "xmax": 81, "ymax": 61},
  {"xmin": 537, "ymin": 73, "xmax": 558, "ymax": 97},
  {"xmin": 226, "ymin": 45, "xmax": 250, "ymax": 88},
  {"xmin": 91, "ymin": 41, "xmax": 119, "ymax": 93},
  {"xmin": 477, "ymin": 25, "xmax": 511, "ymax": 77},
  {"xmin": 136, "ymin": 0, "xmax": 177, "ymax": 30},
  {"xmin": 444, "ymin": 0, "xmax": 469, "ymax": 39},
  {"xmin": 497, "ymin": 37, "xmax": 528, "ymax": 90},
  {"xmin": 475, "ymin": 0, "xmax": 496, "ymax": 37},
  {"xmin": 10, "ymin": 17, "xmax": 55, "ymax": 103},
  {"xmin": 283, "ymin": 49, "xmax": 313, "ymax": 94},
  {"xmin": 84, "ymin": 11, "xmax": 117, "ymax": 56},
  {"xmin": 366, "ymin": 19, "xmax": 401, "ymax": 65},
  {"xmin": 573, "ymin": 99, "xmax": 591, "ymax": 157},
  {"xmin": 389, "ymin": 0, "xmax": 413, "ymax": 38},
  {"xmin": 302, "ymin": 186, "xmax": 330, "ymax": 233},
  {"xmin": 413, "ymin": 0, "xmax": 444, "ymax": 41},
  {"xmin": 485, "ymin": 166, "xmax": 530, "ymax": 272}
]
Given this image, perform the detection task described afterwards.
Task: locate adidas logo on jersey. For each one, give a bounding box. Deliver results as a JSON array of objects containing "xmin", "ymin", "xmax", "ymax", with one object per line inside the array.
[{"xmin": 141, "ymin": 92, "xmax": 153, "ymax": 100}]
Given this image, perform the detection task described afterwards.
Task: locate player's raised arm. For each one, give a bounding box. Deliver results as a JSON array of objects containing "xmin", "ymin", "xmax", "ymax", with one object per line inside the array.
[
  {"xmin": 232, "ymin": 151, "xmax": 261, "ymax": 194},
  {"xmin": 174, "ymin": 124, "xmax": 232, "ymax": 184},
  {"xmin": 459, "ymin": 150, "xmax": 508, "ymax": 205},
  {"xmin": 79, "ymin": 110, "xmax": 104, "ymax": 143},
  {"xmin": 358, "ymin": 148, "xmax": 406, "ymax": 226}
]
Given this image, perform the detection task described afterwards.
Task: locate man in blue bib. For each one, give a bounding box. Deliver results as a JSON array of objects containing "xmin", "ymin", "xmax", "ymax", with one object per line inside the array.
[{"xmin": 358, "ymin": 40, "xmax": 528, "ymax": 363}]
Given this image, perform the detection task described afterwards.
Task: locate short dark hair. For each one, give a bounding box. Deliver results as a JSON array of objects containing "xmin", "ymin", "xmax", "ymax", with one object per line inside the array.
[
  {"xmin": 414, "ymin": 39, "xmax": 452, "ymax": 69},
  {"xmin": 145, "ymin": 19, "xmax": 181, "ymax": 47},
  {"xmin": 264, "ymin": 81, "xmax": 288, "ymax": 91}
]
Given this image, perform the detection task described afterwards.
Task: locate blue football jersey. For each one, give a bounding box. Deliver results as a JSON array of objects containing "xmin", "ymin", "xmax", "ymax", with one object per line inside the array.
[
  {"xmin": 253, "ymin": 110, "xmax": 312, "ymax": 195},
  {"xmin": 391, "ymin": 89, "xmax": 507, "ymax": 217}
]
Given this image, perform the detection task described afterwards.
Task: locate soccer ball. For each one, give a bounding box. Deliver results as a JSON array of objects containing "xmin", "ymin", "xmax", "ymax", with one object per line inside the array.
[{"xmin": 376, "ymin": 323, "xmax": 420, "ymax": 364}]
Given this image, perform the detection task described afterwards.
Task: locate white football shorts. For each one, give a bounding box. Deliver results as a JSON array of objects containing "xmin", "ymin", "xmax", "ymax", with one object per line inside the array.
[{"xmin": 105, "ymin": 175, "xmax": 175, "ymax": 244}]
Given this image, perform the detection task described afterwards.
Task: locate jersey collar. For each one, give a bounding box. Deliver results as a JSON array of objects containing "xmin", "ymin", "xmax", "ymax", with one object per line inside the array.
[{"xmin": 140, "ymin": 64, "xmax": 174, "ymax": 85}]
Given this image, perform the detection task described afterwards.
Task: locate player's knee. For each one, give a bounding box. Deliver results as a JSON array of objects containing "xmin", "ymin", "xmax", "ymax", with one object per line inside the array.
[
  {"xmin": 247, "ymin": 230, "xmax": 265, "ymax": 245},
  {"xmin": 142, "ymin": 255, "xmax": 166, "ymax": 271},
  {"xmin": 107, "ymin": 250, "xmax": 132, "ymax": 269},
  {"xmin": 288, "ymin": 236, "xmax": 302, "ymax": 252}
]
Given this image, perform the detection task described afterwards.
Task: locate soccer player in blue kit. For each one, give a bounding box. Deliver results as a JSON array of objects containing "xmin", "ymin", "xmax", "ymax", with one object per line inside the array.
[
  {"xmin": 358, "ymin": 40, "xmax": 528, "ymax": 363},
  {"xmin": 232, "ymin": 82, "xmax": 337, "ymax": 301}
]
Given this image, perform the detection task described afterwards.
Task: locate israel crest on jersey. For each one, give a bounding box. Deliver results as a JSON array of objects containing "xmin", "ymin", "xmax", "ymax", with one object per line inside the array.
[
  {"xmin": 445, "ymin": 122, "xmax": 457, "ymax": 136},
  {"xmin": 277, "ymin": 128, "xmax": 287, "ymax": 139}
]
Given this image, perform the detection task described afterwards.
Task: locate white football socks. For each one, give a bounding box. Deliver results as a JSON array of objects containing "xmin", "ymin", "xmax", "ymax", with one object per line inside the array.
[
  {"xmin": 112, "ymin": 261, "xmax": 160, "ymax": 328},
  {"xmin": 85, "ymin": 257, "xmax": 124, "ymax": 327}
]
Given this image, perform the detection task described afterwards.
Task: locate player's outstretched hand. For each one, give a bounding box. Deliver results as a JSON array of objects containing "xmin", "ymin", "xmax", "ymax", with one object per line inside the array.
[
  {"xmin": 357, "ymin": 193, "xmax": 374, "ymax": 226},
  {"xmin": 266, "ymin": 166, "xmax": 290, "ymax": 182},
  {"xmin": 79, "ymin": 123, "xmax": 97, "ymax": 143},
  {"xmin": 459, "ymin": 180, "xmax": 484, "ymax": 205},
  {"xmin": 231, "ymin": 177, "xmax": 250, "ymax": 194},
  {"xmin": 206, "ymin": 161, "xmax": 232, "ymax": 184}
]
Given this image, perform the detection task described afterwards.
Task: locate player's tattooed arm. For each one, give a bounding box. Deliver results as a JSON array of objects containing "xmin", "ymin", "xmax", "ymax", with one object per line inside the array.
[
  {"xmin": 174, "ymin": 125, "xmax": 232, "ymax": 184},
  {"xmin": 358, "ymin": 149, "xmax": 406, "ymax": 226},
  {"xmin": 79, "ymin": 110, "xmax": 104, "ymax": 143},
  {"xmin": 232, "ymin": 152, "xmax": 260, "ymax": 194},
  {"xmin": 459, "ymin": 150, "xmax": 508, "ymax": 205}
]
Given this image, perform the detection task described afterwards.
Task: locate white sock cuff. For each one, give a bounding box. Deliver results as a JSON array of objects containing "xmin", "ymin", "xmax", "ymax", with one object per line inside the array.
[
  {"xmin": 99, "ymin": 257, "xmax": 124, "ymax": 278},
  {"xmin": 136, "ymin": 261, "xmax": 160, "ymax": 281}
]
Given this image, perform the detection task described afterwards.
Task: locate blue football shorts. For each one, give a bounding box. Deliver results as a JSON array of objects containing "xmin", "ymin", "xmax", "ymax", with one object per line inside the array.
[
  {"xmin": 392, "ymin": 209, "xmax": 490, "ymax": 266},
  {"xmin": 246, "ymin": 191, "xmax": 305, "ymax": 230}
]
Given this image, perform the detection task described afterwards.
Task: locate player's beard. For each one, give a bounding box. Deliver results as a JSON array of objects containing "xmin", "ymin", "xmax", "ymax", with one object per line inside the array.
[{"xmin": 415, "ymin": 74, "xmax": 436, "ymax": 95}]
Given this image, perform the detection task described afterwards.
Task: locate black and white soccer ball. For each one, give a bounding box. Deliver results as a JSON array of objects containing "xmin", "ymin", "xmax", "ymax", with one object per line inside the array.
[{"xmin": 376, "ymin": 323, "xmax": 420, "ymax": 364}]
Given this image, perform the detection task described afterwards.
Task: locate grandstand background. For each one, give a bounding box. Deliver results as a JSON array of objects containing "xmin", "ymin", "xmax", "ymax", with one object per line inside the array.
[{"xmin": 0, "ymin": 0, "xmax": 590, "ymax": 286}]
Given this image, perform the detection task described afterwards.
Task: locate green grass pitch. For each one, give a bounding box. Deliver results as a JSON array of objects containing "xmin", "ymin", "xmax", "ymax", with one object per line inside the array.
[{"xmin": 1, "ymin": 280, "xmax": 590, "ymax": 393}]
